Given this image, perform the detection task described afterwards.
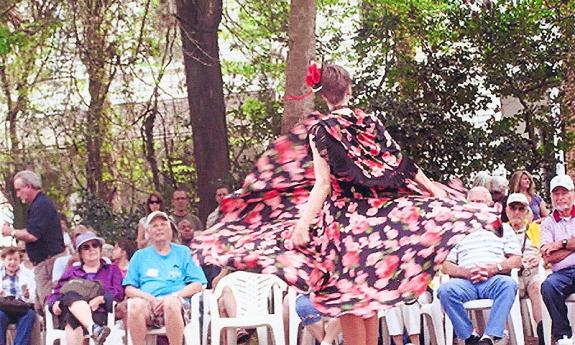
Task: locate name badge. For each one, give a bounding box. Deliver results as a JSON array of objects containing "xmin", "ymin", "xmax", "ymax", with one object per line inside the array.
[{"xmin": 146, "ymin": 268, "xmax": 159, "ymax": 277}]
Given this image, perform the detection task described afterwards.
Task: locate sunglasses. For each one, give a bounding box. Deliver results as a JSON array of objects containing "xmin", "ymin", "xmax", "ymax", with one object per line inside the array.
[
  {"xmin": 80, "ymin": 242, "xmax": 101, "ymax": 251},
  {"xmin": 148, "ymin": 200, "xmax": 161, "ymax": 204},
  {"xmin": 509, "ymin": 205, "xmax": 526, "ymax": 211}
]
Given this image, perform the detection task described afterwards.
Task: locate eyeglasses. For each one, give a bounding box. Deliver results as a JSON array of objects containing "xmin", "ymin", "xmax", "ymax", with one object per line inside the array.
[
  {"xmin": 148, "ymin": 200, "xmax": 161, "ymax": 204},
  {"xmin": 80, "ymin": 242, "xmax": 101, "ymax": 251},
  {"xmin": 174, "ymin": 197, "xmax": 188, "ymax": 201}
]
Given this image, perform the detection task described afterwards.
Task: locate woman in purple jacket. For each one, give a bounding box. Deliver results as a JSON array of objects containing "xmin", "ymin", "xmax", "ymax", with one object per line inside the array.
[{"xmin": 46, "ymin": 232, "xmax": 124, "ymax": 345}]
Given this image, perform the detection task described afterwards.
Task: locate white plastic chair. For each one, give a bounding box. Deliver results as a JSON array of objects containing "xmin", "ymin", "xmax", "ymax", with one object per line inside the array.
[
  {"xmin": 127, "ymin": 293, "xmax": 202, "ymax": 345},
  {"xmin": 420, "ymin": 276, "xmax": 447, "ymax": 345},
  {"xmin": 45, "ymin": 303, "xmax": 119, "ymax": 345},
  {"xmin": 201, "ymin": 289, "xmax": 212, "ymax": 345},
  {"xmin": 208, "ymin": 271, "xmax": 287, "ymax": 345},
  {"xmin": 444, "ymin": 270, "xmax": 524, "ymax": 345},
  {"xmin": 379, "ymin": 302, "xmax": 441, "ymax": 345},
  {"xmin": 377, "ymin": 274, "xmax": 444, "ymax": 345}
]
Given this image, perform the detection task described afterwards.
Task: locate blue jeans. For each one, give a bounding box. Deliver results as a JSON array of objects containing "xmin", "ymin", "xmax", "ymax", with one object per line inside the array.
[
  {"xmin": 0, "ymin": 309, "xmax": 36, "ymax": 345},
  {"xmin": 437, "ymin": 275, "xmax": 517, "ymax": 340},
  {"xmin": 541, "ymin": 266, "xmax": 575, "ymax": 339}
]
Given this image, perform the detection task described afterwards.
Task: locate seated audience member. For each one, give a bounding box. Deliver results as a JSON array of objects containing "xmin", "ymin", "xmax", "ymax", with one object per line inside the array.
[
  {"xmin": 170, "ymin": 189, "xmax": 203, "ymax": 231},
  {"xmin": 210, "ymin": 269, "xmax": 251, "ymax": 344},
  {"xmin": 505, "ymin": 193, "xmax": 544, "ymax": 344},
  {"xmin": 59, "ymin": 213, "xmax": 74, "ymax": 254},
  {"xmin": 101, "ymin": 243, "xmax": 114, "ymax": 261},
  {"xmin": 504, "ymin": 170, "xmax": 549, "ymax": 223},
  {"xmin": 385, "ymin": 301, "xmax": 421, "ymax": 345},
  {"xmin": 438, "ymin": 186, "xmax": 522, "ymax": 345},
  {"xmin": 540, "ymin": 175, "xmax": 575, "ymax": 343},
  {"xmin": 177, "ymin": 219, "xmax": 195, "ymax": 247},
  {"xmin": 489, "ymin": 175, "xmax": 508, "ymax": 213},
  {"xmin": 206, "ymin": 184, "xmax": 231, "ymax": 229},
  {"xmin": 472, "ymin": 171, "xmax": 492, "ymax": 189},
  {"xmin": 123, "ymin": 211, "xmax": 206, "ymax": 345},
  {"xmin": 51, "ymin": 225, "xmax": 91, "ymax": 283},
  {"xmin": 16, "ymin": 243, "xmax": 34, "ymax": 282},
  {"xmin": 112, "ymin": 240, "xmax": 136, "ymax": 278},
  {"xmin": 0, "ymin": 247, "xmax": 36, "ymax": 345},
  {"xmin": 137, "ymin": 192, "xmax": 164, "ymax": 249},
  {"xmin": 47, "ymin": 232, "xmax": 124, "ymax": 345},
  {"xmin": 294, "ymin": 294, "xmax": 341, "ymax": 345},
  {"xmin": 111, "ymin": 240, "xmax": 135, "ymax": 325}
]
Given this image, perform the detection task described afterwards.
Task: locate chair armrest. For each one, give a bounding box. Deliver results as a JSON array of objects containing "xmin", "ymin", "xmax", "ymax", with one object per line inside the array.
[{"xmin": 184, "ymin": 291, "xmax": 203, "ymax": 345}]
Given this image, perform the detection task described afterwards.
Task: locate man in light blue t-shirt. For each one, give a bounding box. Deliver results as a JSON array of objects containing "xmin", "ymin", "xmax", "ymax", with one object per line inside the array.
[{"xmin": 124, "ymin": 211, "xmax": 206, "ymax": 345}]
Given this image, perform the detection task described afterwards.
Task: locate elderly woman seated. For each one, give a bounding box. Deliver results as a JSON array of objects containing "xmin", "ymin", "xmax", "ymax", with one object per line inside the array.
[{"xmin": 46, "ymin": 232, "xmax": 124, "ymax": 345}]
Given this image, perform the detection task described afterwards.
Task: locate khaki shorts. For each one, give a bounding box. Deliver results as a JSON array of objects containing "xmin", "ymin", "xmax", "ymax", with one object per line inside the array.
[
  {"xmin": 138, "ymin": 296, "xmax": 191, "ymax": 329},
  {"xmin": 518, "ymin": 267, "xmax": 541, "ymax": 298}
]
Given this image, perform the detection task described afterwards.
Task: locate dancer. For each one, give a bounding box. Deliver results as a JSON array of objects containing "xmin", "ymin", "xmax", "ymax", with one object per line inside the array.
[{"xmin": 191, "ymin": 62, "xmax": 499, "ymax": 345}]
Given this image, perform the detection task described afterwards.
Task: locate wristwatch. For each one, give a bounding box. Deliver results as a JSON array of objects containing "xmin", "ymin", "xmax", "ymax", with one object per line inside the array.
[
  {"xmin": 496, "ymin": 263, "xmax": 503, "ymax": 273},
  {"xmin": 563, "ymin": 239, "xmax": 569, "ymax": 249}
]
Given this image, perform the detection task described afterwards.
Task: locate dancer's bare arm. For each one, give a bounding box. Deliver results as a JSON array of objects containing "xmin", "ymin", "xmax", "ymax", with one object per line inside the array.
[
  {"xmin": 293, "ymin": 135, "xmax": 331, "ymax": 246},
  {"xmin": 414, "ymin": 170, "xmax": 447, "ymax": 198}
]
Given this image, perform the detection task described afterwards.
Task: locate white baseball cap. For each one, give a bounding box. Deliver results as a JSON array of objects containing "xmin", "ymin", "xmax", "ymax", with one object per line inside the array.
[
  {"xmin": 145, "ymin": 211, "xmax": 178, "ymax": 233},
  {"xmin": 507, "ymin": 193, "xmax": 529, "ymax": 206},
  {"xmin": 550, "ymin": 175, "xmax": 575, "ymax": 192},
  {"xmin": 145, "ymin": 211, "xmax": 170, "ymax": 228}
]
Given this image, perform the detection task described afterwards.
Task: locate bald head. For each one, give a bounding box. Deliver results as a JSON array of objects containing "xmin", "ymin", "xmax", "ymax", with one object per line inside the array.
[{"xmin": 467, "ymin": 186, "xmax": 492, "ymax": 206}]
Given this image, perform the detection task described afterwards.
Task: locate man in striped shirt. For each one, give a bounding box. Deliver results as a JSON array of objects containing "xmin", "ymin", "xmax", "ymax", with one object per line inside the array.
[{"xmin": 438, "ymin": 186, "xmax": 522, "ymax": 345}]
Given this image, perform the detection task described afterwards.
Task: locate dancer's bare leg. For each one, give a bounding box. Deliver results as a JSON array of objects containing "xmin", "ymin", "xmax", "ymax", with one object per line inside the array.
[{"xmin": 340, "ymin": 314, "xmax": 378, "ymax": 345}]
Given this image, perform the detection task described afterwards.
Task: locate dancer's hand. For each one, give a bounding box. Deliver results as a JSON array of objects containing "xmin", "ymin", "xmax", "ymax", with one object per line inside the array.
[
  {"xmin": 429, "ymin": 185, "xmax": 447, "ymax": 198},
  {"xmin": 293, "ymin": 221, "xmax": 310, "ymax": 247}
]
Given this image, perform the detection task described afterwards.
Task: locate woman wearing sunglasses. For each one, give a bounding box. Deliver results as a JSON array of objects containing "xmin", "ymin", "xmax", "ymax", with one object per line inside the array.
[
  {"xmin": 46, "ymin": 232, "xmax": 124, "ymax": 345},
  {"xmin": 136, "ymin": 192, "xmax": 164, "ymax": 248}
]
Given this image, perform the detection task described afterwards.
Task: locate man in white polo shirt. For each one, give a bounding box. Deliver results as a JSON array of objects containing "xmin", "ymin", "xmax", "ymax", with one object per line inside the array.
[
  {"xmin": 540, "ymin": 174, "xmax": 575, "ymax": 343},
  {"xmin": 438, "ymin": 186, "xmax": 522, "ymax": 345}
]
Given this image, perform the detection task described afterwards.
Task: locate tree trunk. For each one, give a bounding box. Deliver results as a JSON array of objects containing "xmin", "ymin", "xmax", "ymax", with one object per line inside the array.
[
  {"xmin": 281, "ymin": 0, "xmax": 316, "ymax": 133},
  {"xmin": 175, "ymin": 0, "xmax": 230, "ymax": 223},
  {"xmin": 72, "ymin": 0, "xmax": 116, "ymax": 202},
  {"xmin": 142, "ymin": 107, "xmax": 161, "ymax": 192},
  {"xmin": 564, "ymin": 49, "xmax": 575, "ymax": 175}
]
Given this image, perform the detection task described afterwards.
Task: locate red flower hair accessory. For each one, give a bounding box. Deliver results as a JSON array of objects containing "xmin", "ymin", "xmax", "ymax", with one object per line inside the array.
[{"xmin": 305, "ymin": 61, "xmax": 322, "ymax": 92}]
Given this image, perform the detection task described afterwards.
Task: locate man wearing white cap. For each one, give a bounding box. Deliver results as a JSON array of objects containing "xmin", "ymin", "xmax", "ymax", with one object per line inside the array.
[
  {"xmin": 123, "ymin": 211, "xmax": 207, "ymax": 345},
  {"xmin": 506, "ymin": 193, "xmax": 545, "ymax": 344},
  {"xmin": 540, "ymin": 174, "xmax": 575, "ymax": 343}
]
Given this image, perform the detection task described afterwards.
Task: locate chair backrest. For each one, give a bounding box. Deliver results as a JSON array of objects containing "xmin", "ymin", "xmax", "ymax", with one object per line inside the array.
[{"xmin": 213, "ymin": 271, "xmax": 287, "ymax": 317}]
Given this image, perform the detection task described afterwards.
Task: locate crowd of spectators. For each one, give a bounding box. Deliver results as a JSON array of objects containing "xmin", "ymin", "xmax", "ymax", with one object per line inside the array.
[{"xmin": 2, "ymin": 167, "xmax": 575, "ymax": 345}]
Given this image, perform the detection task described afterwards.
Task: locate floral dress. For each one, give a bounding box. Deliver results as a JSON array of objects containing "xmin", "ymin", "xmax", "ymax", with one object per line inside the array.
[{"xmin": 191, "ymin": 108, "xmax": 499, "ymax": 317}]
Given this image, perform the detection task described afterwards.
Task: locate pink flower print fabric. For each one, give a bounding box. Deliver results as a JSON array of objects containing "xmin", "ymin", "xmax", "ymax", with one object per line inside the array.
[{"xmin": 191, "ymin": 109, "xmax": 500, "ymax": 317}]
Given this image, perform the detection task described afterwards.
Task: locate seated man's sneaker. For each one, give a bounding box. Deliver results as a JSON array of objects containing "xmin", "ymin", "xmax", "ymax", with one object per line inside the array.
[
  {"xmin": 479, "ymin": 335, "xmax": 496, "ymax": 345},
  {"xmin": 465, "ymin": 334, "xmax": 481, "ymax": 345},
  {"xmin": 556, "ymin": 336, "xmax": 574, "ymax": 345},
  {"xmin": 91, "ymin": 324, "xmax": 111, "ymax": 345}
]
